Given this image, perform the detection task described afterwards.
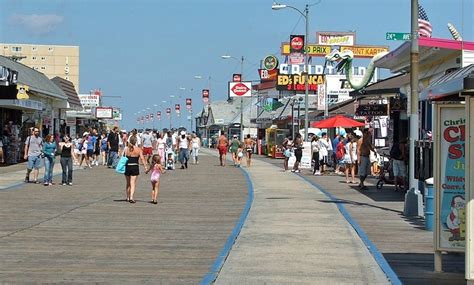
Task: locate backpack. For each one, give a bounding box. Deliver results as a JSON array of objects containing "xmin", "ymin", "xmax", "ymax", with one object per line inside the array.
[
  {"xmin": 390, "ymin": 143, "xmax": 401, "ymax": 160},
  {"xmin": 336, "ymin": 142, "xmax": 345, "ymax": 160}
]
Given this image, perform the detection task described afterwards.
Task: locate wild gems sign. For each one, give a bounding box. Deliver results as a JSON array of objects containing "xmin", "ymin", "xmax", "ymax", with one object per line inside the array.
[{"xmin": 276, "ymin": 74, "xmax": 325, "ymax": 92}]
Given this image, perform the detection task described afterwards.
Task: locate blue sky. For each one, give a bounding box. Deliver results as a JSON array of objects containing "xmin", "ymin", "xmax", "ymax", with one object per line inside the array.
[{"xmin": 1, "ymin": 0, "xmax": 473, "ymax": 130}]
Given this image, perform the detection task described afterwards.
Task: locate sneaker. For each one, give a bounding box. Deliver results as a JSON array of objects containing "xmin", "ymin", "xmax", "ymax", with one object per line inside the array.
[
  {"xmin": 295, "ymin": 170, "xmax": 300, "ymax": 173},
  {"xmin": 68, "ymin": 182, "xmax": 73, "ymax": 186},
  {"xmin": 62, "ymin": 183, "xmax": 67, "ymax": 186},
  {"xmin": 24, "ymin": 176, "xmax": 30, "ymax": 183},
  {"xmin": 44, "ymin": 182, "xmax": 49, "ymax": 186},
  {"xmin": 49, "ymin": 182, "xmax": 53, "ymax": 186}
]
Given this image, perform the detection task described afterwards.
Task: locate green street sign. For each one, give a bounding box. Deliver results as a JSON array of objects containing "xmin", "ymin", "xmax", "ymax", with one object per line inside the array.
[{"xmin": 386, "ymin": 32, "xmax": 411, "ymax": 41}]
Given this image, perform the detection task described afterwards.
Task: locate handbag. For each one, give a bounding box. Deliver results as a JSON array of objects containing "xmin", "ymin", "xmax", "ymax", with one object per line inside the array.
[{"xmin": 115, "ymin": 155, "xmax": 128, "ymax": 174}]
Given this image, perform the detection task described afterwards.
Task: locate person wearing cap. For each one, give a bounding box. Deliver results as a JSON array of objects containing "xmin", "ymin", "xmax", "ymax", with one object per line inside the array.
[
  {"xmin": 176, "ymin": 131, "xmax": 190, "ymax": 169},
  {"xmin": 59, "ymin": 135, "xmax": 74, "ymax": 185},
  {"xmin": 79, "ymin": 132, "xmax": 91, "ymax": 169},
  {"xmin": 23, "ymin": 127, "xmax": 43, "ymax": 183}
]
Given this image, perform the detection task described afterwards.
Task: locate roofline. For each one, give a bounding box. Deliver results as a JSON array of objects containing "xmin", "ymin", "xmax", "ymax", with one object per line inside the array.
[{"xmin": 0, "ymin": 43, "xmax": 79, "ymax": 48}]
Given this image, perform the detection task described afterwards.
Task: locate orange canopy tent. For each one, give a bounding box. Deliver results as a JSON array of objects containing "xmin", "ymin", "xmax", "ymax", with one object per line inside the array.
[{"xmin": 311, "ymin": 115, "xmax": 365, "ymax": 128}]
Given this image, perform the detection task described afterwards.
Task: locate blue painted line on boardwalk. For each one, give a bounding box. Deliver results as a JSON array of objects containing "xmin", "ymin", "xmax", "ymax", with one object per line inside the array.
[
  {"xmin": 200, "ymin": 166, "xmax": 254, "ymax": 285},
  {"xmin": 299, "ymin": 175, "xmax": 402, "ymax": 285}
]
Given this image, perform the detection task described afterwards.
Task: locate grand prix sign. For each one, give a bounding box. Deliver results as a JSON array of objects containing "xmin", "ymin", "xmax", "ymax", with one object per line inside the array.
[{"xmin": 229, "ymin": 82, "xmax": 252, "ymax": 97}]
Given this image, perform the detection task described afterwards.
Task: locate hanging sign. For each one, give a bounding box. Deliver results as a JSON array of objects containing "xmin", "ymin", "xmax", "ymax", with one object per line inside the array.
[
  {"xmin": 202, "ymin": 89, "xmax": 209, "ymax": 103},
  {"xmin": 150, "ymin": 113, "xmax": 154, "ymax": 120},
  {"xmin": 317, "ymin": 32, "xmax": 356, "ymax": 46},
  {"xmin": 175, "ymin": 104, "xmax": 181, "ymax": 114},
  {"xmin": 16, "ymin": 84, "xmax": 29, "ymax": 100},
  {"xmin": 233, "ymin": 74, "xmax": 242, "ymax": 82},
  {"xmin": 157, "ymin": 111, "xmax": 161, "ymax": 120},
  {"xmin": 263, "ymin": 55, "xmax": 278, "ymax": 70},
  {"xmin": 229, "ymin": 82, "xmax": 252, "ymax": 97},
  {"xmin": 186, "ymin": 98, "xmax": 192, "ymax": 110},
  {"xmin": 435, "ymin": 104, "xmax": 465, "ymax": 252},
  {"xmin": 290, "ymin": 35, "xmax": 305, "ymax": 54},
  {"xmin": 166, "ymin": 108, "xmax": 171, "ymax": 117}
]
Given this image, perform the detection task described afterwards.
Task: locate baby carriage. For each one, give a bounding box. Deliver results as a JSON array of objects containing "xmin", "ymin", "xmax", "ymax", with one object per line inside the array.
[
  {"xmin": 165, "ymin": 147, "xmax": 175, "ymax": 170},
  {"xmin": 376, "ymin": 153, "xmax": 395, "ymax": 190}
]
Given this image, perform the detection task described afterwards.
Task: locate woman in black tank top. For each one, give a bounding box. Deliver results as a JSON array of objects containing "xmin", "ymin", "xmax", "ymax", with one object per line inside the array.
[{"xmin": 59, "ymin": 135, "xmax": 74, "ymax": 185}]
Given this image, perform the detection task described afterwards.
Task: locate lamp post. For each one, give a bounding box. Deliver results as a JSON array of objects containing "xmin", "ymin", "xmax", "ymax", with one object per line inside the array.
[
  {"xmin": 221, "ymin": 55, "xmax": 244, "ymax": 141},
  {"xmin": 272, "ymin": 2, "xmax": 310, "ymax": 141},
  {"xmin": 195, "ymin": 75, "xmax": 212, "ymax": 145},
  {"xmin": 169, "ymin": 95, "xmax": 175, "ymax": 130}
]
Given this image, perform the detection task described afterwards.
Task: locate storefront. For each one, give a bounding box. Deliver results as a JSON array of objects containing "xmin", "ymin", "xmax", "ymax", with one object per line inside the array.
[{"xmin": 0, "ymin": 56, "xmax": 67, "ymax": 164}]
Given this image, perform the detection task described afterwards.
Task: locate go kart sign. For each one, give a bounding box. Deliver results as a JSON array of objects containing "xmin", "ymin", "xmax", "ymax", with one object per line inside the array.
[{"xmin": 229, "ymin": 81, "xmax": 252, "ymax": 97}]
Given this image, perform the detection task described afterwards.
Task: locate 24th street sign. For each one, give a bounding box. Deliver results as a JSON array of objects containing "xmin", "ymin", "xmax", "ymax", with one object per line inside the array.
[{"xmin": 386, "ymin": 32, "xmax": 411, "ymax": 41}]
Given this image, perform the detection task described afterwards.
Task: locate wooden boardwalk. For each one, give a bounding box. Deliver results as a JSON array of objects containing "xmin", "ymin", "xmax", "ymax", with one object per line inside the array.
[
  {"xmin": 257, "ymin": 155, "xmax": 465, "ymax": 285},
  {"xmin": 0, "ymin": 153, "xmax": 247, "ymax": 283}
]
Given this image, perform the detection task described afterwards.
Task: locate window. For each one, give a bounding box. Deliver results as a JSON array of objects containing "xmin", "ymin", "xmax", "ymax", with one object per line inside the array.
[
  {"xmin": 4, "ymin": 46, "xmax": 9, "ymax": 50},
  {"xmin": 32, "ymin": 47, "xmax": 37, "ymax": 51},
  {"xmin": 48, "ymin": 47, "xmax": 54, "ymax": 52},
  {"xmin": 41, "ymin": 66, "xmax": 45, "ymax": 70},
  {"xmin": 32, "ymin": 56, "xmax": 37, "ymax": 61},
  {"xmin": 65, "ymin": 76, "xmax": 69, "ymax": 80},
  {"xmin": 11, "ymin": 46, "xmax": 22, "ymax": 52},
  {"xmin": 41, "ymin": 56, "xmax": 46, "ymax": 61}
]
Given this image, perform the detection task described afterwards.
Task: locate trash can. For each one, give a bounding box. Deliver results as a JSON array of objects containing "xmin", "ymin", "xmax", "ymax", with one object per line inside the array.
[{"xmin": 424, "ymin": 177, "xmax": 434, "ymax": 231}]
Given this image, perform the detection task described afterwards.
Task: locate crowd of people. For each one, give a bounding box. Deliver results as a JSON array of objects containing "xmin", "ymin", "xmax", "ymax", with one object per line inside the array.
[
  {"xmin": 280, "ymin": 128, "xmax": 407, "ymax": 191},
  {"xmin": 22, "ymin": 127, "xmax": 203, "ymax": 204}
]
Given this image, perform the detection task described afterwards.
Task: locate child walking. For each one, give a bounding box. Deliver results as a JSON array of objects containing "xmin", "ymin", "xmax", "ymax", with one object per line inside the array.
[{"xmin": 146, "ymin": 154, "xmax": 164, "ymax": 204}]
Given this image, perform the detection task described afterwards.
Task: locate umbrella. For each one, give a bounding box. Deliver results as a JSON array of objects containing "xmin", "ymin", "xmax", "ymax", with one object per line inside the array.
[{"xmin": 311, "ymin": 115, "xmax": 365, "ymax": 128}]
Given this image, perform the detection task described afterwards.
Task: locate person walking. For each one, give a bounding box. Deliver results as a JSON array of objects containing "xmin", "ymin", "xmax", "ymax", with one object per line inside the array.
[
  {"xmin": 348, "ymin": 134, "xmax": 358, "ymax": 184},
  {"xmin": 107, "ymin": 127, "xmax": 119, "ymax": 168},
  {"xmin": 176, "ymin": 131, "xmax": 190, "ymax": 169},
  {"xmin": 229, "ymin": 135, "xmax": 240, "ymax": 166},
  {"xmin": 42, "ymin": 134, "xmax": 57, "ymax": 186},
  {"xmin": 291, "ymin": 133, "xmax": 303, "ymax": 173},
  {"xmin": 100, "ymin": 131, "xmax": 108, "ymax": 166},
  {"xmin": 156, "ymin": 133, "xmax": 166, "ymax": 165},
  {"xmin": 24, "ymin": 128, "xmax": 43, "ymax": 184},
  {"xmin": 191, "ymin": 133, "xmax": 201, "ymax": 164},
  {"xmin": 72, "ymin": 134, "xmax": 81, "ymax": 165},
  {"xmin": 390, "ymin": 137, "xmax": 407, "ymax": 191},
  {"xmin": 358, "ymin": 129, "xmax": 375, "ymax": 190},
  {"xmin": 332, "ymin": 133, "xmax": 342, "ymax": 174},
  {"xmin": 141, "ymin": 129, "xmax": 154, "ymax": 164},
  {"xmin": 124, "ymin": 136, "xmax": 148, "ymax": 203},
  {"xmin": 217, "ymin": 133, "xmax": 228, "ymax": 167},
  {"xmin": 59, "ymin": 135, "xmax": 74, "ymax": 186},
  {"xmin": 318, "ymin": 132, "xmax": 330, "ymax": 174},
  {"xmin": 311, "ymin": 135, "xmax": 321, "ymax": 175},
  {"xmin": 146, "ymin": 154, "xmax": 164, "ymax": 204},
  {"xmin": 79, "ymin": 132, "xmax": 91, "ymax": 169},
  {"xmin": 244, "ymin": 134, "xmax": 255, "ymax": 168},
  {"xmin": 282, "ymin": 135, "xmax": 292, "ymax": 172}
]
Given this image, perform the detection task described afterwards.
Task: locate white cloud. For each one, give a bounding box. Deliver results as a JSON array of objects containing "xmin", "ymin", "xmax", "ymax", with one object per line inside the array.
[{"xmin": 9, "ymin": 14, "xmax": 64, "ymax": 35}]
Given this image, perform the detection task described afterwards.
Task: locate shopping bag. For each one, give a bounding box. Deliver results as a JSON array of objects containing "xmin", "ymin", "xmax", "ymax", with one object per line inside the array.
[{"xmin": 115, "ymin": 156, "xmax": 128, "ymax": 174}]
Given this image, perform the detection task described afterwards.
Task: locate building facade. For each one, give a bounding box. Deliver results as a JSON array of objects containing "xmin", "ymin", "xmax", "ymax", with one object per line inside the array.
[{"xmin": 0, "ymin": 43, "xmax": 79, "ymax": 92}]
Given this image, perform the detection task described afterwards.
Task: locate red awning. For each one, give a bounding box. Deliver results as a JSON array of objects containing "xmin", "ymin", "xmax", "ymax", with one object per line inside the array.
[{"xmin": 311, "ymin": 115, "xmax": 365, "ymax": 128}]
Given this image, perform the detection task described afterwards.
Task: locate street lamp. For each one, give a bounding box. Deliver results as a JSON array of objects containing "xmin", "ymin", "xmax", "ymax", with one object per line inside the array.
[
  {"xmin": 272, "ymin": 2, "xmax": 310, "ymax": 141},
  {"xmin": 221, "ymin": 54, "xmax": 245, "ymax": 141}
]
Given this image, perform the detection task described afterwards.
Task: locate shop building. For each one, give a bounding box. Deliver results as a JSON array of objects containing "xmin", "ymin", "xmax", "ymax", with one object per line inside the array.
[{"xmin": 0, "ymin": 55, "xmax": 67, "ymax": 164}]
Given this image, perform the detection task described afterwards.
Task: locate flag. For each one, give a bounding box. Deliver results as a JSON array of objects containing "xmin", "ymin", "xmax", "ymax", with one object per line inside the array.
[{"xmin": 418, "ymin": 4, "xmax": 432, "ymax": 38}]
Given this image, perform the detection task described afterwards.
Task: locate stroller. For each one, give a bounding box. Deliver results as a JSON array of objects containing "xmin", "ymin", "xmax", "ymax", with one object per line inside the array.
[
  {"xmin": 376, "ymin": 153, "xmax": 395, "ymax": 190},
  {"xmin": 165, "ymin": 147, "xmax": 175, "ymax": 170}
]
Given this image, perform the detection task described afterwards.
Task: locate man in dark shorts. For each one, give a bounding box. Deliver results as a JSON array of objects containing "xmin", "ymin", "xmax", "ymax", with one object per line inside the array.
[
  {"xmin": 217, "ymin": 133, "xmax": 228, "ymax": 167},
  {"xmin": 358, "ymin": 128, "xmax": 375, "ymax": 190}
]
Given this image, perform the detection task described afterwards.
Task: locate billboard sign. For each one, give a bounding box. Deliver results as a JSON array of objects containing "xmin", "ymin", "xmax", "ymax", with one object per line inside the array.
[
  {"xmin": 317, "ymin": 32, "xmax": 356, "ymax": 46},
  {"xmin": 78, "ymin": 94, "xmax": 100, "ymax": 109},
  {"xmin": 263, "ymin": 55, "xmax": 278, "ymax": 70},
  {"xmin": 290, "ymin": 35, "xmax": 305, "ymax": 54},
  {"xmin": 435, "ymin": 104, "xmax": 465, "ymax": 252},
  {"xmin": 276, "ymin": 74, "xmax": 325, "ymax": 92},
  {"xmin": 229, "ymin": 82, "xmax": 252, "ymax": 97},
  {"xmin": 281, "ymin": 43, "xmax": 389, "ymax": 58},
  {"xmin": 258, "ymin": 69, "xmax": 278, "ymax": 82},
  {"xmin": 96, "ymin": 107, "xmax": 113, "ymax": 119}
]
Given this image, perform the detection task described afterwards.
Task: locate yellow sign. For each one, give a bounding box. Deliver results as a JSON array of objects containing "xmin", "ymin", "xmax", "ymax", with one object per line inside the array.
[
  {"xmin": 16, "ymin": 84, "xmax": 29, "ymax": 100},
  {"xmin": 276, "ymin": 74, "xmax": 325, "ymax": 92},
  {"xmin": 281, "ymin": 43, "xmax": 389, "ymax": 58}
]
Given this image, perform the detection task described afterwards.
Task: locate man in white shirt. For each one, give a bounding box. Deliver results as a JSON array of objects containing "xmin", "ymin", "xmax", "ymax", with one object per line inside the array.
[{"xmin": 141, "ymin": 129, "xmax": 154, "ymax": 163}]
